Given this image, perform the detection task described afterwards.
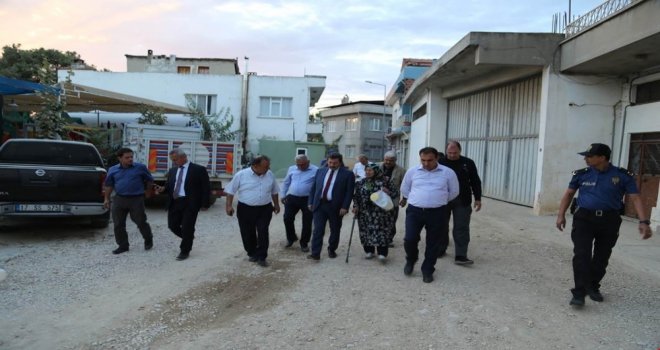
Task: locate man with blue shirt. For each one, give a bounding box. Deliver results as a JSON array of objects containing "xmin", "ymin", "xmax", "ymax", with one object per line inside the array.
[
  {"xmin": 280, "ymin": 154, "xmax": 318, "ymax": 252},
  {"xmin": 104, "ymin": 148, "xmax": 155, "ymax": 255},
  {"xmin": 399, "ymin": 147, "xmax": 460, "ymax": 283},
  {"xmin": 556, "ymin": 143, "xmax": 652, "ymax": 307}
]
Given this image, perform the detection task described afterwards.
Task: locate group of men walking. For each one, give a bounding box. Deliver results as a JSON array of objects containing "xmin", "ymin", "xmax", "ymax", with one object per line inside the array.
[{"xmin": 105, "ymin": 141, "xmax": 653, "ymax": 305}]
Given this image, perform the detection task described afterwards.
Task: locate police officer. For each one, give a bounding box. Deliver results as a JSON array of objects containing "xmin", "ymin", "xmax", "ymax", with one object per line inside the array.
[{"xmin": 556, "ymin": 143, "xmax": 652, "ymax": 307}]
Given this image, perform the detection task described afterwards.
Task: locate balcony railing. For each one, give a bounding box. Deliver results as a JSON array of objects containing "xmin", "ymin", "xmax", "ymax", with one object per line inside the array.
[{"xmin": 565, "ymin": 0, "xmax": 638, "ymax": 38}]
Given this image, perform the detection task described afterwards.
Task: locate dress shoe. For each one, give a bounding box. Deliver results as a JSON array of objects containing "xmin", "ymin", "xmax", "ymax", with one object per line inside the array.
[
  {"xmin": 176, "ymin": 252, "xmax": 189, "ymax": 261},
  {"xmin": 307, "ymin": 254, "xmax": 320, "ymax": 261},
  {"xmin": 328, "ymin": 250, "xmax": 337, "ymax": 259},
  {"xmin": 248, "ymin": 256, "xmax": 258, "ymax": 262},
  {"xmin": 112, "ymin": 246, "xmax": 129, "ymax": 255},
  {"xmin": 256, "ymin": 260, "xmax": 269, "ymax": 267},
  {"xmin": 422, "ymin": 274, "xmax": 434, "ymax": 283},
  {"xmin": 144, "ymin": 239, "xmax": 153, "ymax": 251},
  {"xmin": 454, "ymin": 256, "xmax": 474, "ymax": 265},
  {"xmin": 569, "ymin": 295, "xmax": 585, "ymax": 306},
  {"xmin": 587, "ymin": 289, "xmax": 604, "ymax": 302},
  {"xmin": 404, "ymin": 261, "xmax": 414, "ymax": 276},
  {"xmin": 285, "ymin": 239, "xmax": 297, "ymax": 248},
  {"xmin": 300, "ymin": 244, "xmax": 310, "ymax": 253}
]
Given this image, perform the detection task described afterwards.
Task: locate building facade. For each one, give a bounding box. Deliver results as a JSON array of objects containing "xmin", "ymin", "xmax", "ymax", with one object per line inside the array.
[
  {"xmin": 320, "ymin": 100, "xmax": 392, "ymax": 169},
  {"xmin": 401, "ymin": 0, "xmax": 660, "ymax": 221},
  {"xmin": 58, "ymin": 52, "xmax": 325, "ymax": 159}
]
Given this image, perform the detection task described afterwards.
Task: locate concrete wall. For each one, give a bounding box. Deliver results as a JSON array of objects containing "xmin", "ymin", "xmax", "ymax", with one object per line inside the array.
[
  {"xmin": 427, "ymin": 89, "xmax": 448, "ymax": 152},
  {"xmin": 409, "ymin": 114, "xmax": 428, "ymax": 164},
  {"xmin": 246, "ymin": 76, "xmax": 317, "ymax": 155},
  {"xmin": 258, "ymin": 139, "xmax": 326, "ymax": 178},
  {"xmin": 534, "ymin": 67, "xmax": 622, "ymax": 214}
]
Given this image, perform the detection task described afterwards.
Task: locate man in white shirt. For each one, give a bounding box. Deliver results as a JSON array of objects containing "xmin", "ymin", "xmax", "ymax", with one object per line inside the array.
[
  {"xmin": 225, "ymin": 155, "xmax": 280, "ymax": 267},
  {"xmin": 399, "ymin": 147, "xmax": 460, "ymax": 283},
  {"xmin": 353, "ymin": 154, "xmax": 368, "ymax": 181}
]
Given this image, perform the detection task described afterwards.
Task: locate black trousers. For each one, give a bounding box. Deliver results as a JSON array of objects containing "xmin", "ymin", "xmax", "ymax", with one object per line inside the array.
[
  {"xmin": 237, "ymin": 202, "xmax": 273, "ymax": 261},
  {"xmin": 283, "ymin": 195, "xmax": 312, "ymax": 246},
  {"xmin": 570, "ymin": 208, "xmax": 621, "ymax": 296},
  {"xmin": 112, "ymin": 195, "xmax": 152, "ymax": 248},
  {"xmin": 168, "ymin": 197, "xmax": 200, "ymax": 254},
  {"xmin": 311, "ymin": 201, "xmax": 344, "ymax": 256},
  {"xmin": 404, "ymin": 205, "xmax": 449, "ymax": 275}
]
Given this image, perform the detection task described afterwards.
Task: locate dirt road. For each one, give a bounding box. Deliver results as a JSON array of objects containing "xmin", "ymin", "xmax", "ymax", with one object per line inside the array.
[{"xmin": 1, "ymin": 199, "xmax": 658, "ymax": 349}]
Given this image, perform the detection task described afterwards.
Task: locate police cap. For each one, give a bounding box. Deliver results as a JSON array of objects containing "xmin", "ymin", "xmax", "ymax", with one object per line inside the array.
[{"xmin": 578, "ymin": 143, "xmax": 611, "ymax": 158}]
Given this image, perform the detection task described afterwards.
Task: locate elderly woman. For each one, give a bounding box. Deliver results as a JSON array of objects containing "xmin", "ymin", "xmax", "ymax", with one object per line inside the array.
[{"xmin": 351, "ymin": 163, "xmax": 398, "ymax": 261}]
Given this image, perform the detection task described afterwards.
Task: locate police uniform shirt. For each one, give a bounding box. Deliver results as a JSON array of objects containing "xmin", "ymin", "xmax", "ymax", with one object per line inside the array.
[{"xmin": 569, "ymin": 164, "xmax": 638, "ymax": 211}]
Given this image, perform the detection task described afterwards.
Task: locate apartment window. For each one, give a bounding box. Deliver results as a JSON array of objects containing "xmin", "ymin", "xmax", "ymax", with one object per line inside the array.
[
  {"xmin": 345, "ymin": 145, "xmax": 356, "ymax": 158},
  {"xmin": 260, "ymin": 97, "xmax": 293, "ymax": 117},
  {"xmin": 327, "ymin": 120, "xmax": 336, "ymax": 132},
  {"xmin": 635, "ymin": 80, "xmax": 660, "ymax": 105},
  {"xmin": 370, "ymin": 118, "xmax": 381, "ymax": 131},
  {"xmin": 186, "ymin": 94, "xmax": 217, "ymax": 116},
  {"xmin": 197, "ymin": 66, "xmax": 210, "ymax": 74},
  {"xmin": 177, "ymin": 66, "xmax": 191, "ymax": 74},
  {"xmin": 345, "ymin": 117, "xmax": 358, "ymax": 131}
]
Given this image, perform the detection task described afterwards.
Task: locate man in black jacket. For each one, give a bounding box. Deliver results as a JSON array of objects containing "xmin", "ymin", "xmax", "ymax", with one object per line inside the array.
[
  {"xmin": 156, "ymin": 148, "xmax": 210, "ymax": 261},
  {"xmin": 439, "ymin": 140, "xmax": 482, "ymax": 265}
]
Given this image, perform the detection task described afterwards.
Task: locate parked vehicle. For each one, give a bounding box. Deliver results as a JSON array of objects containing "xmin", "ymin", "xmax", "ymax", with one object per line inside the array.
[
  {"xmin": 122, "ymin": 124, "xmax": 240, "ymax": 205},
  {"xmin": 0, "ymin": 139, "xmax": 110, "ymax": 227}
]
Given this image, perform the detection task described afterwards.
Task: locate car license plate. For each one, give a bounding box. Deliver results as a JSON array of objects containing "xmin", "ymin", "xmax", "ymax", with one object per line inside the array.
[{"xmin": 15, "ymin": 204, "xmax": 63, "ymax": 212}]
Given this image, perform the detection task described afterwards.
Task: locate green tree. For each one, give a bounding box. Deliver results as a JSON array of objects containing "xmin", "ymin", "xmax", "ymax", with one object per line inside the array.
[
  {"xmin": 0, "ymin": 44, "xmax": 81, "ymax": 84},
  {"xmin": 137, "ymin": 105, "xmax": 167, "ymax": 125},
  {"xmin": 185, "ymin": 96, "xmax": 235, "ymax": 141},
  {"xmin": 31, "ymin": 66, "xmax": 73, "ymax": 139}
]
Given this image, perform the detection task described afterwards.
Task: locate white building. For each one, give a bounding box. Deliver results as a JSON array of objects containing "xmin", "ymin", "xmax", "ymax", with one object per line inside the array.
[
  {"xmin": 401, "ymin": 0, "xmax": 660, "ymax": 220},
  {"xmin": 58, "ymin": 53, "xmax": 325, "ymax": 157}
]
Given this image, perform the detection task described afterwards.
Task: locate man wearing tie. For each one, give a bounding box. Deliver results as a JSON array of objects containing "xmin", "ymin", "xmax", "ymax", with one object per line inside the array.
[
  {"xmin": 156, "ymin": 148, "xmax": 211, "ymax": 261},
  {"xmin": 307, "ymin": 153, "xmax": 355, "ymax": 260}
]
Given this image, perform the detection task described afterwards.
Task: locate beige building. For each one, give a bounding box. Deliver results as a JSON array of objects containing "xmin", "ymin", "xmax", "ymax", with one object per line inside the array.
[{"xmin": 125, "ymin": 50, "xmax": 239, "ymax": 75}]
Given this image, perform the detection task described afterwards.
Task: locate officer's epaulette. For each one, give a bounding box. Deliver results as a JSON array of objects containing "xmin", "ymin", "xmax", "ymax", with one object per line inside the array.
[
  {"xmin": 616, "ymin": 167, "xmax": 635, "ymax": 177},
  {"xmin": 571, "ymin": 167, "xmax": 589, "ymax": 176}
]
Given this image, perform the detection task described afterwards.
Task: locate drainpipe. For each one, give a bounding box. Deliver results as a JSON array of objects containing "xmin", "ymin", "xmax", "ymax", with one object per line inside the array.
[{"xmin": 240, "ymin": 57, "xmax": 249, "ymax": 157}]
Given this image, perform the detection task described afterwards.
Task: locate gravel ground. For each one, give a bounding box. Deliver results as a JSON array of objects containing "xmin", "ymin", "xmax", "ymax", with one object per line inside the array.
[{"xmin": 0, "ymin": 198, "xmax": 658, "ymax": 350}]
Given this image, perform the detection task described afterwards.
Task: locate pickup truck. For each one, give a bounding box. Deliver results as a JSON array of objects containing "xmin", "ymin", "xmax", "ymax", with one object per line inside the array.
[
  {"xmin": 0, "ymin": 139, "xmax": 110, "ymax": 227},
  {"xmin": 122, "ymin": 123, "xmax": 240, "ymax": 205}
]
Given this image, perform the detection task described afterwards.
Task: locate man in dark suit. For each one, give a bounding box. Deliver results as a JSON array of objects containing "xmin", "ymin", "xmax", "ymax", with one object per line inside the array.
[
  {"xmin": 155, "ymin": 148, "xmax": 210, "ymax": 261},
  {"xmin": 307, "ymin": 153, "xmax": 355, "ymax": 260}
]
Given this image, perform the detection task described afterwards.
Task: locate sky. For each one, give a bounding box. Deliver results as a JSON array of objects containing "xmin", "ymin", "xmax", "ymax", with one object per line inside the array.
[{"xmin": 0, "ymin": 0, "xmax": 606, "ymax": 108}]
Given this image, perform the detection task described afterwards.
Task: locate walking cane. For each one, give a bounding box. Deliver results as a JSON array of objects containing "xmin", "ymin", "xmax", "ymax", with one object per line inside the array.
[{"xmin": 345, "ymin": 214, "xmax": 357, "ymax": 263}]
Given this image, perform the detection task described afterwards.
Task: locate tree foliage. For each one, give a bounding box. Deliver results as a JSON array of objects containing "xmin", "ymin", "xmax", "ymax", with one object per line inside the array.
[
  {"xmin": 185, "ymin": 96, "xmax": 235, "ymax": 141},
  {"xmin": 137, "ymin": 105, "xmax": 168, "ymax": 125},
  {"xmin": 0, "ymin": 44, "xmax": 80, "ymax": 84}
]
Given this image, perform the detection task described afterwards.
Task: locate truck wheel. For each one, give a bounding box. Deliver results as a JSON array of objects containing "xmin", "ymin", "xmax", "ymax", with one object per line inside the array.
[{"xmin": 90, "ymin": 212, "xmax": 110, "ymax": 228}]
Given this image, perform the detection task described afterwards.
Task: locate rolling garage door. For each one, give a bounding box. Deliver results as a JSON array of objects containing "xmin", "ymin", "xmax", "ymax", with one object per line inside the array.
[{"xmin": 447, "ymin": 75, "xmax": 541, "ymax": 206}]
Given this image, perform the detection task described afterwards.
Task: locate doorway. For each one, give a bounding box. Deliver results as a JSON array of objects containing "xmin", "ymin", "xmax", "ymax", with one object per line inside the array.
[{"xmin": 625, "ymin": 133, "xmax": 660, "ymax": 219}]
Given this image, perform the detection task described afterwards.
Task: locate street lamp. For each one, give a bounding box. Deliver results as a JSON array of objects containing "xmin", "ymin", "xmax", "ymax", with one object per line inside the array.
[{"xmin": 365, "ymin": 80, "xmax": 387, "ymax": 159}]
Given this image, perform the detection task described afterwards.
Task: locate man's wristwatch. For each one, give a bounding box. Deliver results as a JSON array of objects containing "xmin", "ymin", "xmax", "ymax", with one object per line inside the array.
[{"xmin": 639, "ymin": 219, "xmax": 651, "ymax": 225}]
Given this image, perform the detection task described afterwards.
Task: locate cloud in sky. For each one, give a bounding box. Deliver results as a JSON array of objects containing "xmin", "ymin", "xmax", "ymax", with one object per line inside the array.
[{"xmin": 0, "ymin": 0, "xmax": 604, "ymax": 107}]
